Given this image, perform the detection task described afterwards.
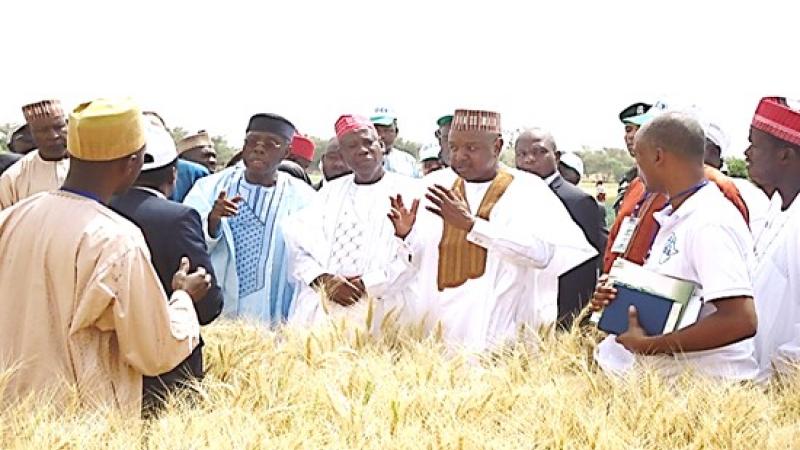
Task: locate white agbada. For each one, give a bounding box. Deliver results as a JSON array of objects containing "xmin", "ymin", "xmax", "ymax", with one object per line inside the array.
[
  {"xmin": 752, "ymin": 192, "xmax": 800, "ymax": 382},
  {"xmin": 285, "ymin": 172, "xmax": 422, "ymax": 328},
  {"xmin": 596, "ymin": 183, "xmax": 758, "ymax": 380},
  {"xmin": 732, "ymin": 178, "xmax": 770, "ymax": 238},
  {"xmin": 413, "ymin": 168, "xmax": 597, "ymax": 352}
]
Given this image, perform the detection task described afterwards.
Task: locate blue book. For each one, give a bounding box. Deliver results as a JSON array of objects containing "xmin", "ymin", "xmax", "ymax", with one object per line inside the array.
[{"xmin": 597, "ymin": 283, "xmax": 684, "ymax": 336}]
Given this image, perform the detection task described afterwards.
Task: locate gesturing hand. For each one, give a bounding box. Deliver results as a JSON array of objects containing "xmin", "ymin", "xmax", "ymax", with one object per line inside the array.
[
  {"xmin": 425, "ymin": 184, "xmax": 475, "ymax": 231},
  {"xmin": 387, "ymin": 194, "xmax": 420, "ymax": 239},
  {"xmin": 208, "ymin": 190, "xmax": 243, "ymax": 237},
  {"xmin": 172, "ymin": 257, "xmax": 212, "ymax": 302}
]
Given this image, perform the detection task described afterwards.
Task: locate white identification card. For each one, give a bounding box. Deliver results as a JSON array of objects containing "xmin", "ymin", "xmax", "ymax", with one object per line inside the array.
[{"xmin": 610, "ymin": 216, "xmax": 639, "ymax": 254}]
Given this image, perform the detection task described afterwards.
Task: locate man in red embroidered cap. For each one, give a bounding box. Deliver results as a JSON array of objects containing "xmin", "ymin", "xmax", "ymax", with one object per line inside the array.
[
  {"xmin": 284, "ymin": 115, "xmax": 421, "ymax": 329},
  {"xmin": 747, "ymin": 97, "xmax": 800, "ymax": 382},
  {"xmin": 0, "ymin": 99, "xmax": 70, "ymax": 209},
  {"xmin": 410, "ymin": 109, "xmax": 596, "ymax": 351},
  {"xmin": 278, "ymin": 133, "xmax": 315, "ymax": 186}
]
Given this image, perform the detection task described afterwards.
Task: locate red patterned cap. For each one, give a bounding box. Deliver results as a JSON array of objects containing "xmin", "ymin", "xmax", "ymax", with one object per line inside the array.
[
  {"xmin": 290, "ymin": 133, "xmax": 315, "ymax": 160},
  {"xmin": 752, "ymin": 97, "xmax": 800, "ymax": 146},
  {"xmin": 334, "ymin": 114, "xmax": 375, "ymax": 139},
  {"xmin": 451, "ymin": 109, "xmax": 501, "ymax": 133}
]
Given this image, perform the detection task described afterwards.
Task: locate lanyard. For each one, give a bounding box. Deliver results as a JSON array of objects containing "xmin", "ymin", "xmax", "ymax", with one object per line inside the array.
[
  {"xmin": 60, "ymin": 187, "xmax": 102, "ymax": 203},
  {"xmin": 662, "ymin": 180, "xmax": 709, "ymax": 214},
  {"xmin": 632, "ymin": 192, "xmax": 652, "ymax": 218},
  {"xmin": 644, "ymin": 180, "xmax": 708, "ymax": 261}
]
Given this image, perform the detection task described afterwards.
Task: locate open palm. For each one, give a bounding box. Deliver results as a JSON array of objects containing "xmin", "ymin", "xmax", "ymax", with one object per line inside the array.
[{"xmin": 388, "ymin": 194, "xmax": 420, "ymax": 239}]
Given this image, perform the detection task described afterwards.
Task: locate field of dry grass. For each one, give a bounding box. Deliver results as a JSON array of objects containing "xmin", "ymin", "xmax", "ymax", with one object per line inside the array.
[{"xmin": 2, "ymin": 318, "xmax": 799, "ymax": 449}]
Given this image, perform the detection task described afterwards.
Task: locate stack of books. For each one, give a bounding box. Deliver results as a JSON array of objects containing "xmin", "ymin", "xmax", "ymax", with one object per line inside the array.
[{"xmin": 591, "ymin": 259, "xmax": 702, "ymax": 336}]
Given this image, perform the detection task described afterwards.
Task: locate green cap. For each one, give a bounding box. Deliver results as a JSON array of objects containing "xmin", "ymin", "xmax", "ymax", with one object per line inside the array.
[
  {"xmin": 370, "ymin": 106, "xmax": 396, "ymax": 126},
  {"xmin": 437, "ymin": 114, "xmax": 453, "ymax": 127}
]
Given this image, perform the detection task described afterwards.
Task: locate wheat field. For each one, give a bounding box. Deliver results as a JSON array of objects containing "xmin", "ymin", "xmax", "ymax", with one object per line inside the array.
[{"xmin": 2, "ymin": 317, "xmax": 799, "ymax": 449}]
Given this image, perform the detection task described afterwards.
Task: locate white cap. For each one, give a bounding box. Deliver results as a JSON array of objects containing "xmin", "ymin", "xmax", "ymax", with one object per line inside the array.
[
  {"xmin": 703, "ymin": 120, "xmax": 729, "ymax": 155},
  {"xmin": 559, "ymin": 152, "xmax": 585, "ymax": 178},
  {"xmin": 419, "ymin": 142, "xmax": 441, "ymax": 162},
  {"xmin": 142, "ymin": 118, "xmax": 178, "ymax": 171}
]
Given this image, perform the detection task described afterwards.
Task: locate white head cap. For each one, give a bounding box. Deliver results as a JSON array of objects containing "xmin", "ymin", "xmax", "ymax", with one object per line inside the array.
[
  {"xmin": 419, "ymin": 142, "xmax": 441, "ymax": 162},
  {"xmin": 142, "ymin": 117, "xmax": 178, "ymax": 171},
  {"xmin": 559, "ymin": 152, "xmax": 585, "ymax": 178}
]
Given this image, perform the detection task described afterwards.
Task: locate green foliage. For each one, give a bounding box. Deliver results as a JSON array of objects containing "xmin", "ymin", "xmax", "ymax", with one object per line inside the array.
[
  {"xmin": 0, "ymin": 123, "xmax": 20, "ymax": 153},
  {"xmin": 169, "ymin": 126, "xmax": 189, "ymax": 144},
  {"xmin": 211, "ymin": 135, "xmax": 239, "ymax": 167},
  {"xmin": 578, "ymin": 147, "xmax": 635, "ymax": 181},
  {"xmin": 725, "ymin": 156, "xmax": 749, "ymax": 179},
  {"xmin": 393, "ymin": 137, "xmax": 421, "ymax": 159}
]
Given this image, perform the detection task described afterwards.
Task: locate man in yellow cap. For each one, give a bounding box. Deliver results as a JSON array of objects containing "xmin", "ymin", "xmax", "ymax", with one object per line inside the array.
[
  {"xmin": 0, "ymin": 99, "xmax": 70, "ymax": 209},
  {"xmin": 0, "ymin": 98, "xmax": 211, "ymax": 414}
]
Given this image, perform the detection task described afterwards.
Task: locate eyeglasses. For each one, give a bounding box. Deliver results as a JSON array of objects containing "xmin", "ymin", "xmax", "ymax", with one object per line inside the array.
[{"xmin": 245, "ymin": 137, "xmax": 287, "ymax": 151}]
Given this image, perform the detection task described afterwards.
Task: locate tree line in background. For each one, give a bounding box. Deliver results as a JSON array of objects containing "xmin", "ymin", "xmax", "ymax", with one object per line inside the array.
[{"xmin": 0, "ymin": 122, "xmax": 749, "ymax": 179}]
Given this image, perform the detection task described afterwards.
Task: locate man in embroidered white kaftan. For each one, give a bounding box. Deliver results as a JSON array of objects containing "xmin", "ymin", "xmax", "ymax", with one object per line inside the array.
[
  {"xmin": 746, "ymin": 97, "xmax": 800, "ymax": 382},
  {"xmin": 285, "ymin": 115, "xmax": 421, "ymax": 329},
  {"xmin": 412, "ymin": 109, "xmax": 597, "ymax": 352},
  {"xmin": 184, "ymin": 114, "xmax": 316, "ymax": 324}
]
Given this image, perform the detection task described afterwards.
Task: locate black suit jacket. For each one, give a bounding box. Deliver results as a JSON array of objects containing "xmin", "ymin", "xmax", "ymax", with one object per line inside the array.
[
  {"xmin": 110, "ymin": 188, "xmax": 223, "ymax": 406},
  {"xmin": 548, "ymin": 175, "xmax": 608, "ymax": 327},
  {"xmin": 0, "ymin": 153, "xmax": 22, "ymax": 176}
]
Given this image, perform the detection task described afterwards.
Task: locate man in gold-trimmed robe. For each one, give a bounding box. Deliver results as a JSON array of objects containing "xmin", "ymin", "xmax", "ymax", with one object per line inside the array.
[{"xmin": 412, "ymin": 109, "xmax": 597, "ymax": 352}]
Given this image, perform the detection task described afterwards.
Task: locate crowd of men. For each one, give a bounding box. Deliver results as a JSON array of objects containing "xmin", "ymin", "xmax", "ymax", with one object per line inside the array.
[{"xmin": 0, "ymin": 95, "xmax": 798, "ymax": 415}]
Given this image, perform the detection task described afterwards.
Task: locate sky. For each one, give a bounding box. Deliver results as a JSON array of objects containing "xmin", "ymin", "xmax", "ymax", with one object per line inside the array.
[{"xmin": 2, "ymin": 0, "xmax": 799, "ymax": 157}]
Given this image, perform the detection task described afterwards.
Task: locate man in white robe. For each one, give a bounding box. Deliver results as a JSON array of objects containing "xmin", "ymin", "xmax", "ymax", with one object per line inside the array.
[
  {"xmin": 746, "ymin": 97, "xmax": 800, "ymax": 382},
  {"xmin": 412, "ymin": 109, "xmax": 597, "ymax": 352},
  {"xmin": 0, "ymin": 99, "xmax": 70, "ymax": 209},
  {"xmin": 184, "ymin": 113, "xmax": 316, "ymax": 324},
  {"xmin": 286, "ymin": 115, "xmax": 421, "ymax": 329}
]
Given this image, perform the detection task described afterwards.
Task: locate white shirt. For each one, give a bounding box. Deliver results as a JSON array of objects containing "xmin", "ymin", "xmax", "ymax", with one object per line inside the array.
[
  {"xmin": 752, "ymin": 192, "xmax": 800, "ymax": 382},
  {"xmin": 596, "ymin": 183, "xmax": 758, "ymax": 380},
  {"xmin": 383, "ymin": 148, "xmax": 420, "ymax": 178},
  {"xmin": 732, "ymin": 178, "xmax": 770, "ymax": 239}
]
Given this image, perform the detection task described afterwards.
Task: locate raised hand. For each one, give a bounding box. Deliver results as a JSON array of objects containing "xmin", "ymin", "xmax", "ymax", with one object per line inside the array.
[
  {"xmin": 208, "ymin": 190, "xmax": 243, "ymax": 236},
  {"xmin": 171, "ymin": 257, "xmax": 212, "ymax": 302},
  {"xmin": 387, "ymin": 194, "xmax": 420, "ymax": 239},
  {"xmin": 425, "ymin": 184, "xmax": 475, "ymax": 231}
]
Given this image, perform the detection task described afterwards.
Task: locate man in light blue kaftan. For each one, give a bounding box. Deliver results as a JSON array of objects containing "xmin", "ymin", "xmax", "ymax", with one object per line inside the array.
[{"xmin": 184, "ymin": 113, "xmax": 315, "ymax": 324}]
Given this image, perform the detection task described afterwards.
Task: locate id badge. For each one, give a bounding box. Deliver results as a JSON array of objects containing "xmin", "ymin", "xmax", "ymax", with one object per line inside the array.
[{"xmin": 610, "ymin": 216, "xmax": 639, "ymax": 254}]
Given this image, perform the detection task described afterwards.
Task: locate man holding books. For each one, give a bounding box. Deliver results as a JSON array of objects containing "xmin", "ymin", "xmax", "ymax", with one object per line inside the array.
[{"xmin": 592, "ymin": 111, "xmax": 759, "ymax": 381}]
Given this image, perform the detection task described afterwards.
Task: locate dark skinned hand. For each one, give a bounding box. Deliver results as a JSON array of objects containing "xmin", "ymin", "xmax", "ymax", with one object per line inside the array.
[
  {"xmin": 171, "ymin": 257, "xmax": 212, "ymax": 303},
  {"xmin": 616, "ymin": 306, "xmax": 657, "ymax": 354},
  {"xmin": 208, "ymin": 190, "xmax": 244, "ymax": 237},
  {"xmin": 312, "ymin": 274, "xmax": 366, "ymax": 307},
  {"xmin": 387, "ymin": 194, "xmax": 420, "ymax": 239},
  {"xmin": 425, "ymin": 184, "xmax": 475, "ymax": 231},
  {"xmin": 589, "ymin": 274, "xmax": 617, "ymax": 312}
]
